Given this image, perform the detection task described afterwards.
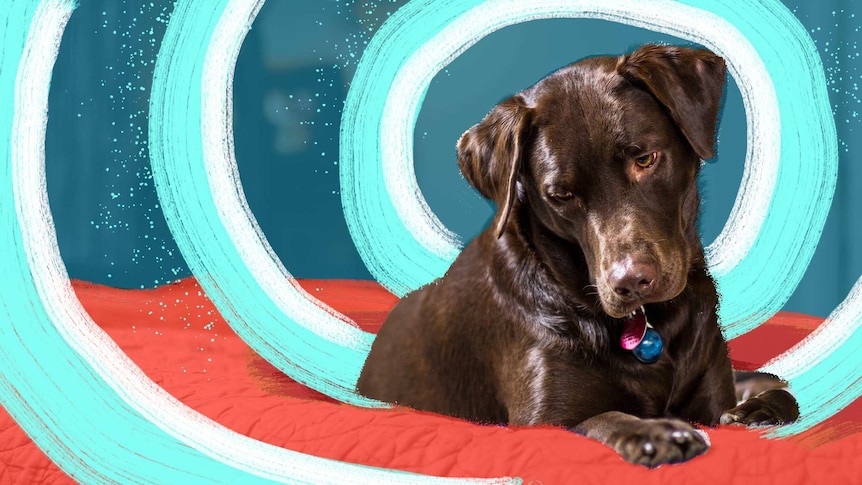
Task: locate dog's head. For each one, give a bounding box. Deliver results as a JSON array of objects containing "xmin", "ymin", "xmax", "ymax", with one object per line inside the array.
[{"xmin": 458, "ymin": 45, "xmax": 726, "ymax": 318}]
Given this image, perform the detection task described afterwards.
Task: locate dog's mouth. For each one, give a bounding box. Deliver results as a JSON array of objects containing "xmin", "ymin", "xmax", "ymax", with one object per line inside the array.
[
  {"xmin": 602, "ymin": 298, "xmax": 647, "ymax": 320},
  {"xmin": 603, "ymin": 299, "xmax": 654, "ymax": 320}
]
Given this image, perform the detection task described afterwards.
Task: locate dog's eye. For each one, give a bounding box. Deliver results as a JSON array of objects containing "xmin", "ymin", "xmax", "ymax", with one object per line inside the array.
[
  {"xmin": 635, "ymin": 152, "xmax": 658, "ymax": 169},
  {"xmin": 549, "ymin": 190, "xmax": 574, "ymax": 201}
]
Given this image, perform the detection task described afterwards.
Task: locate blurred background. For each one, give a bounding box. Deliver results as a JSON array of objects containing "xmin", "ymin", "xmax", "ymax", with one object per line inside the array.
[{"xmin": 47, "ymin": 0, "xmax": 860, "ymax": 318}]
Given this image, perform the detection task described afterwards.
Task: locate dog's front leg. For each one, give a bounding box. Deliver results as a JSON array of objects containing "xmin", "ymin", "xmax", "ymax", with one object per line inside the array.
[
  {"xmin": 720, "ymin": 371, "xmax": 799, "ymax": 426},
  {"xmin": 574, "ymin": 411, "xmax": 709, "ymax": 467},
  {"xmin": 720, "ymin": 388, "xmax": 799, "ymax": 426}
]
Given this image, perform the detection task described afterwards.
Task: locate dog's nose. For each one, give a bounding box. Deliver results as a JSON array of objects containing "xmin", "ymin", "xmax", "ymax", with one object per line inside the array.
[{"xmin": 609, "ymin": 259, "xmax": 657, "ymax": 300}]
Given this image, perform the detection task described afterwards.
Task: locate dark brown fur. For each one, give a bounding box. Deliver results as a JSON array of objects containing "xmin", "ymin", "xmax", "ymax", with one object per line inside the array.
[{"xmin": 356, "ymin": 45, "xmax": 798, "ymax": 467}]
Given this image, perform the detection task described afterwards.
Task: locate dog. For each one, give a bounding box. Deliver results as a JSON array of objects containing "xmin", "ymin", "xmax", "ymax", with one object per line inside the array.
[{"xmin": 356, "ymin": 44, "xmax": 799, "ymax": 467}]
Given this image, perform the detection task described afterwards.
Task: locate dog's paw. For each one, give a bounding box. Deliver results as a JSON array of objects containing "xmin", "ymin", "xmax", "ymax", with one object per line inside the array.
[
  {"xmin": 612, "ymin": 419, "xmax": 709, "ymax": 468},
  {"xmin": 720, "ymin": 388, "xmax": 800, "ymax": 426}
]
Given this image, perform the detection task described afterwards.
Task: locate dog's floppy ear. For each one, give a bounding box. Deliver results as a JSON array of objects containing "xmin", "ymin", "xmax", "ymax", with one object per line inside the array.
[
  {"xmin": 618, "ymin": 45, "xmax": 726, "ymax": 160},
  {"xmin": 458, "ymin": 96, "xmax": 531, "ymax": 238}
]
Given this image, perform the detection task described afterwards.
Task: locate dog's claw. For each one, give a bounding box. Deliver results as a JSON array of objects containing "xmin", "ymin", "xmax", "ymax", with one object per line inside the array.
[
  {"xmin": 719, "ymin": 412, "xmax": 743, "ymax": 426},
  {"xmin": 641, "ymin": 441, "xmax": 656, "ymax": 456}
]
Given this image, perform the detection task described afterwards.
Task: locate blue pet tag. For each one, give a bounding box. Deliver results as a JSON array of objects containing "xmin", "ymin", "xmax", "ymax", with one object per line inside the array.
[{"xmin": 632, "ymin": 325, "xmax": 663, "ymax": 364}]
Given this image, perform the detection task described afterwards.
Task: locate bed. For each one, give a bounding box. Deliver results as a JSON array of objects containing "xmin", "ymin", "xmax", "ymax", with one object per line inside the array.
[{"xmin": 1, "ymin": 278, "xmax": 860, "ymax": 484}]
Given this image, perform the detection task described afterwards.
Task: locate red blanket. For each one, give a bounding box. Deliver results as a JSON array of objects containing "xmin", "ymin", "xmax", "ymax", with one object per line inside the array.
[{"xmin": 2, "ymin": 279, "xmax": 861, "ymax": 484}]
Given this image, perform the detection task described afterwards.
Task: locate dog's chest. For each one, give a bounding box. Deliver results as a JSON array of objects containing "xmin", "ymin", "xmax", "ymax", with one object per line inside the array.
[
  {"xmin": 612, "ymin": 356, "xmax": 676, "ymax": 416},
  {"xmin": 515, "ymin": 339, "xmax": 677, "ymax": 423}
]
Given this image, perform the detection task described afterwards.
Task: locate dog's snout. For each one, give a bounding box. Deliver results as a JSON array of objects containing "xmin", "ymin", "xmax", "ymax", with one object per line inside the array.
[{"xmin": 609, "ymin": 259, "xmax": 657, "ymax": 301}]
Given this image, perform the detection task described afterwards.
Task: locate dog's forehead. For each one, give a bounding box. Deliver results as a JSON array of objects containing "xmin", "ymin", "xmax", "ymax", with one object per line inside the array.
[
  {"xmin": 530, "ymin": 60, "xmax": 629, "ymax": 150},
  {"xmin": 532, "ymin": 58, "xmax": 626, "ymax": 117},
  {"xmin": 527, "ymin": 57, "xmax": 674, "ymax": 177}
]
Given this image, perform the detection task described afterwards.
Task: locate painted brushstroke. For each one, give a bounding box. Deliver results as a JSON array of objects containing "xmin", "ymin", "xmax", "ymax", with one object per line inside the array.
[
  {"xmin": 0, "ymin": 1, "xmax": 851, "ymax": 483},
  {"xmin": 760, "ymin": 276, "xmax": 862, "ymax": 438},
  {"xmin": 340, "ymin": 0, "xmax": 837, "ymax": 340},
  {"xmin": 150, "ymin": 0, "xmax": 382, "ymax": 407},
  {"xmin": 4, "ymin": 1, "xmax": 347, "ymax": 483},
  {"xmin": 1, "ymin": 0, "xmax": 517, "ymax": 482}
]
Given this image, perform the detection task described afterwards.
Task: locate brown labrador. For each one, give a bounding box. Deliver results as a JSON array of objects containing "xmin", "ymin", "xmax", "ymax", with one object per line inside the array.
[{"xmin": 356, "ymin": 44, "xmax": 798, "ymax": 467}]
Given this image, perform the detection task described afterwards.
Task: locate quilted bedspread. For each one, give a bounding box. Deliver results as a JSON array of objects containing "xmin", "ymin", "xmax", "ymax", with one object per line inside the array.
[{"xmin": 1, "ymin": 278, "xmax": 861, "ymax": 484}]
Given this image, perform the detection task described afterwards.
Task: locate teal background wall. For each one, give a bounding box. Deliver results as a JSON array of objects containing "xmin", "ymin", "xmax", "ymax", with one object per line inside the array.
[{"xmin": 46, "ymin": 0, "xmax": 860, "ymax": 318}]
